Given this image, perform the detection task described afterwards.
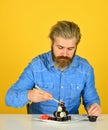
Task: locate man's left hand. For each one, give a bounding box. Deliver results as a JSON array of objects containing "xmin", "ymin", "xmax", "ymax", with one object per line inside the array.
[{"xmin": 87, "ymin": 103, "xmax": 101, "ymax": 116}]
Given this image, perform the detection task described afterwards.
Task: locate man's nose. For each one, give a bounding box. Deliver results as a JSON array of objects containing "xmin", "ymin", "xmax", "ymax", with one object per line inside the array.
[{"xmin": 62, "ymin": 49, "xmax": 68, "ymax": 57}]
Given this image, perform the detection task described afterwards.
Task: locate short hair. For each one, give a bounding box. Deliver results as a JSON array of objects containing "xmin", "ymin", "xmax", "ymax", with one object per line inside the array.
[{"xmin": 49, "ymin": 20, "xmax": 81, "ymax": 44}]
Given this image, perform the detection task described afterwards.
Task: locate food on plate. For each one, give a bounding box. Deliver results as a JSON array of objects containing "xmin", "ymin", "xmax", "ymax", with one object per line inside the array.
[
  {"xmin": 39, "ymin": 102, "xmax": 71, "ymax": 121},
  {"xmin": 39, "ymin": 114, "xmax": 51, "ymax": 120},
  {"xmin": 51, "ymin": 102, "xmax": 71, "ymax": 121}
]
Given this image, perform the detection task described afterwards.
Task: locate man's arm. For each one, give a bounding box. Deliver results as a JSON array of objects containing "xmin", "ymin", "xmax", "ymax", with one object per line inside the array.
[
  {"xmin": 5, "ymin": 63, "xmax": 53, "ymax": 108},
  {"xmin": 82, "ymin": 66, "xmax": 101, "ymax": 115},
  {"xmin": 5, "ymin": 63, "xmax": 35, "ymax": 108}
]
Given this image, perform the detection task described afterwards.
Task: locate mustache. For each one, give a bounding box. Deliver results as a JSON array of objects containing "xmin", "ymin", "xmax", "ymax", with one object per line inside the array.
[{"xmin": 56, "ymin": 56, "xmax": 71, "ymax": 60}]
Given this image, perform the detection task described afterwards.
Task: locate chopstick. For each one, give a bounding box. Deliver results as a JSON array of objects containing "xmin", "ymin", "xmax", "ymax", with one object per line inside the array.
[{"xmin": 35, "ymin": 85, "xmax": 61, "ymax": 103}]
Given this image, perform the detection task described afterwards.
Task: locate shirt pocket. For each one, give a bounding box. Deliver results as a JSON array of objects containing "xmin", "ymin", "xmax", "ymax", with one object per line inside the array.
[
  {"xmin": 36, "ymin": 82, "xmax": 56, "ymax": 106},
  {"xmin": 36, "ymin": 82, "xmax": 54, "ymax": 94},
  {"xmin": 70, "ymin": 83, "xmax": 83, "ymax": 100}
]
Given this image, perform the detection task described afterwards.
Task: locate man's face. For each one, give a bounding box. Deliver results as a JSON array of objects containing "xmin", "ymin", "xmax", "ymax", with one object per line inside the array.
[{"xmin": 51, "ymin": 37, "xmax": 77, "ymax": 70}]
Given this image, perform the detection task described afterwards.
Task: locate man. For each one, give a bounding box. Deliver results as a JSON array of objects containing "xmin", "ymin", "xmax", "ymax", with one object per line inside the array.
[{"xmin": 5, "ymin": 20, "xmax": 101, "ymax": 115}]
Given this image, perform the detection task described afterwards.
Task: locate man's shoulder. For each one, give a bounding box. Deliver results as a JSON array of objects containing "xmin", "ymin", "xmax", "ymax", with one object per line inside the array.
[
  {"xmin": 73, "ymin": 55, "xmax": 94, "ymax": 75},
  {"xmin": 31, "ymin": 51, "xmax": 51, "ymax": 63},
  {"xmin": 74, "ymin": 55, "xmax": 92, "ymax": 68},
  {"xmin": 29, "ymin": 51, "xmax": 51, "ymax": 69},
  {"xmin": 75, "ymin": 55, "xmax": 89, "ymax": 63}
]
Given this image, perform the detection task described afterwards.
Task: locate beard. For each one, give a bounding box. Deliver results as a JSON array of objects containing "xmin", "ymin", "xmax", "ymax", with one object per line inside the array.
[{"xmin": 51, "ymin": 48, "xmax": 76, "ymax": 71}]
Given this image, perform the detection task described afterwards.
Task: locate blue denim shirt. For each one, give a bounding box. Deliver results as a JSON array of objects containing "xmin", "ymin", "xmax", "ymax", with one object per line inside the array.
[{"xmin": 5, "ymin": 51, "xmax": 100, "ymax": 114}]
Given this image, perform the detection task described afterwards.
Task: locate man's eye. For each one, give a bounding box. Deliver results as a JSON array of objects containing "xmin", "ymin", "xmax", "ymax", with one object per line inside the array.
[
  {"xmin": 68, "ymin": 47, "xmax": 74, "ymax": 50},
  {"xmin": 58, "ymin": 46, "xmax": 63, "ymax": 49}
]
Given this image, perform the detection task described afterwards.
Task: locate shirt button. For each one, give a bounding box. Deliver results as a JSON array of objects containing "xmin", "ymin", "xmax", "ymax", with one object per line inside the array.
[
  {"xmin": 61, "ymin": 86, "xmax": 64, "ymax": 88},
  {"xmin": 77, "ymin": 86, "xmax": 79, "ymax": 89}
]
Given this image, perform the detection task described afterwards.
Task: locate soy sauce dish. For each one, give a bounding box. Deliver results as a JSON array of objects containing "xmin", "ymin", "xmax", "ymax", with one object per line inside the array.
[{"xmin": 88, "ymin": 116, "xmax": 98, "ymax": 122}]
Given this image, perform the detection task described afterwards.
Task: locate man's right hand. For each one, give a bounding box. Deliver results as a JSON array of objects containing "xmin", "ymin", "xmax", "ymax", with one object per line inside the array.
[{"xmin": 27, "ymin": 88, "xmax": 53, "ymax": 102}]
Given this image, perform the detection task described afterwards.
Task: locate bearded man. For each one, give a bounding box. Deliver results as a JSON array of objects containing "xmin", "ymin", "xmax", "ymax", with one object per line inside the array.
[{"xmin": 5, "ymin": 20, "xmax": 101, "ymax": 116}]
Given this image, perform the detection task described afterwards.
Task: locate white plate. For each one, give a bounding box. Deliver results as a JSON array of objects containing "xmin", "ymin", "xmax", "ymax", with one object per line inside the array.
[{"xmin": 32, "ymin": 115, "xmax": 88, "ymax": 124}]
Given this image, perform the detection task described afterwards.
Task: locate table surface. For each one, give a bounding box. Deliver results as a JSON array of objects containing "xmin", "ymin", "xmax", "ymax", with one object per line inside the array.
[{"xmin": 0, "ymin": 114, "xmax": 108, "ymax": 130}]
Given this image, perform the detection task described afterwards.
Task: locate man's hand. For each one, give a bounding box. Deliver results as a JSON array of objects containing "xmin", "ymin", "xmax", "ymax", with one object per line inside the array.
[
  {"xmin": 87, "ymin": 103, "xmax": 101, "ymax": 116},
  {"xmin": 27, "ymin": 88, "xmax": 53, "ymax": 103}
]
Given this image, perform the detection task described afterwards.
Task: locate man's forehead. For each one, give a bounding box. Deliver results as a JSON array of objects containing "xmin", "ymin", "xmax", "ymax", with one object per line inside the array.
[{"xmin": 54, "ymin": 37, "xmax": 77, "ymax": 47}]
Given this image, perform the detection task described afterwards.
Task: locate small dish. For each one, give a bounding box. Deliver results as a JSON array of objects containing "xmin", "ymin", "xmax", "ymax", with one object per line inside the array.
[{"xmin": 88, "ymin": 116, "xmax": 98, "ymax": 122}]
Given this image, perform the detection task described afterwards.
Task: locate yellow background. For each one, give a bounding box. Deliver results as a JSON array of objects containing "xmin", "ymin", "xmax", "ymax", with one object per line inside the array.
[{"xmin": 0, "ymin": 0, "xmax": 108, "ymax": 114}]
